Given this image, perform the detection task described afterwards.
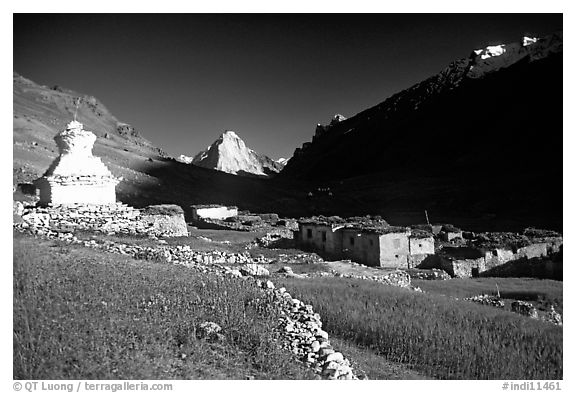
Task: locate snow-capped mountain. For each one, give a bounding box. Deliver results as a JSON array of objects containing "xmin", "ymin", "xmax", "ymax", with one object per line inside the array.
[
  {"xmin": 191, "ymin": 130, "xmax": 283, "ymax": 177},
  {"xmin": 280, "ymin": 32, "xmax": 562, "ymax": 230},
  {"xmin": 284, "ymin": 32, "xmax": 563, "ymax": 179},
  {"xmin": 176, "ymin": 154, "xmax": 194, "ymax": 164}
]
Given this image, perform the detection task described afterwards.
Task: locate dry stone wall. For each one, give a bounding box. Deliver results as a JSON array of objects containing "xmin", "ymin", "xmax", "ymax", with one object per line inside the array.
[{"xmin": 18, "ymin": 203, "xmax": 188, "ymax": 238}]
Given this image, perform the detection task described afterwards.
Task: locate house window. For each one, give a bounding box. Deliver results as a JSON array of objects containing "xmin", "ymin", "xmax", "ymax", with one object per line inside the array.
[
  {"xmin": 321, "ymin": 231, "xmax": 327, "ymax": 242},
  {"xmin": 419, "ymin": 244, "xmax": 422, "ymax": 248},
  {"xmin": 350, "ymin": 236, "xmax": 355, "ymax": 246},
  {"xmin": 307, "ymin": 229, "xmax": 313, "ymax": 239},
  {"xmin": 393, "ymin": 239, "xmax": 401, "ymax": 249}
]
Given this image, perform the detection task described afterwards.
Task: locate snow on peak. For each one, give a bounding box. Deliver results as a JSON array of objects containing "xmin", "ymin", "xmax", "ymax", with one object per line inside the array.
[
  {"xmin": 66, "ymin": 120, "xmax": 84, "ymax": 131},
  {"xmin": 522, "ymin": 36, "xmax": 539, "ymax": 47},
  {"xmin": 276, "ymin": 157, "xmax": 290, "ymax": 166},
  {"xmin": 176, "ymin": 154, "xmax": 194, "ymax": 164},
  {"xmin": 474, "ymin": 44, "xmax": 506, "ymax": 60},
  {"xmin": 221, "ymin": 130, "xmax": 240, "ymax": 139},
  {"xmin": 332, "ymin": 114, "xmax": 346, "ymax": 123},
  {"xmin": 315, "ymin": 114, "xmax": 347, "ymax": 139}
]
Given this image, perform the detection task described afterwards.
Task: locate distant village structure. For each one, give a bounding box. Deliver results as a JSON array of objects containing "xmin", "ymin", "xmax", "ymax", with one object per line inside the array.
[
  {"xmin": 34, "ymin": 120, "xmax": 120, "ymax": 206},
  {"xmin": 295, "ymin": 216, "xmax": 562, "ymax": 278},
  {"xmin": 297, "ymin": 216, "xmax": 435, "ymax": 268},
  {"xmin": 191, "ymin": 204, "xmax": 238, "ymax": 221}
]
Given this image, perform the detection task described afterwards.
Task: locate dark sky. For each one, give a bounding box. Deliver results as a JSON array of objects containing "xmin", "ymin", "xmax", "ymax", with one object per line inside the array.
[{"xmin": 13, "ymin": 14, "xmax": 562, "ymax": 160}]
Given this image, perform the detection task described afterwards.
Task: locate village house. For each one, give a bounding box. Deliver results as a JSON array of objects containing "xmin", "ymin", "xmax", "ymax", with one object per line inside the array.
[
  {"xmin": 298, "ymin": 217, "xmax": 346, "ymax": 257},
  {"xmin": 421, "ymin": 235, "xmax": 562, "ymax": 278},
  {"xmin": 297, "ymin": 216, "xmax": 435, "ymax": 268}
]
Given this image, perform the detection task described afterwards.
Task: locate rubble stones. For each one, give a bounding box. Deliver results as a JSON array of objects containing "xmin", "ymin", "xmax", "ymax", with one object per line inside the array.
[
  {"xmin": 464, "ymin": 294, "xmax": 505, "ymax": 308},
  {"xmin": 511, "ymin": 300, "xmax": 538, "ymax": 319},
  {"xmin": 335, "ymin": 270, "xmax": 411, "ymax": 288},
  {"xmin": 541, "ymin": 306, "xmax": 563, "ymax": 326},
  {"xmin": 13, "ymin": 201, "xmax": 25, "ymax": 216},
  {"xmin": 240, "ymin": 264, "xmax": 270, "ymax": 276},
  {"xmin": 196, "ymin": 321, "xmax": 225, "ymax": 342},
  {"xmin": 408, "ymin": 269, "xmax": 451, "ymax": 280}
]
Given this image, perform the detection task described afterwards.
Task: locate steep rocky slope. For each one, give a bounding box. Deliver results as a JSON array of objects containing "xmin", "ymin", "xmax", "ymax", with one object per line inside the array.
[
  {"xmin": 280, "ymin": 33, "xmax": 563, "ymax": 231},
  {"xmin": 191, "ymin": 130, "xmax": 284, "ymax": 177},
  {"xmin": 13, "ymin": 72, "xmax": 164, "ymax": 184}
]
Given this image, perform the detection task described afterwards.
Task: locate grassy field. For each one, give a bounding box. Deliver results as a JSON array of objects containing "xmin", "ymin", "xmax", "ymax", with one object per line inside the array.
[
  {"xmin": 13, "ymin": 233, "xmax": 315, "ymax": 380},
  {"xmin": 413, "ymin": 277, "xmax": 563, "ymax": 314},
  {"xmin": 274, "ymin": 276, "xmax": 563, "ymax": 380}
]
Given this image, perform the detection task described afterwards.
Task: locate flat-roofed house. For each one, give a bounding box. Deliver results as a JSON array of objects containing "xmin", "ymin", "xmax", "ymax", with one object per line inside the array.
[{"xmin": 298, "ymin": 216, "xmax": 345, "ymax": 257}]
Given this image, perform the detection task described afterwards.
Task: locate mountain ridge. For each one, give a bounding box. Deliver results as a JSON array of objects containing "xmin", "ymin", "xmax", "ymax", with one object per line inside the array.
[{"xmin": 278, "ymin": 32, "xmax": 563, "ymax": 231}]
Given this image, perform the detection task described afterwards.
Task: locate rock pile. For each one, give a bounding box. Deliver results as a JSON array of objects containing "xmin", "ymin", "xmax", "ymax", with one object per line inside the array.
[
  {"xmin": 408, "ymin": 269, "xmax": 451, "ymax": 280},
  {"xmin": 272, "ymin": 253, "xmax": 324, "ymax": 264},
  {"xmin": 511, "ymin": 300, "xmax": 539, "ymax": 319},
  {"xmin": 464, "ymin": 294, "xmax": 505, "ymax": 308},
  {"xmin": 239, "ymin": 264, "xmax": 271, "ymax": 276},
  {"xmin": 335, "ymin": 270, "xmax": 411, "ymax": 288},
  {"xmin": 196, "ymin": 321, "xmax": 226, "ymax": 342},
  {"xmin": 248, "ymin": 230, "xmax": 294, "ymax": 248},
  {"xmin": 541, "ymin": 306, "xmax": 563, "ymax": 326}
]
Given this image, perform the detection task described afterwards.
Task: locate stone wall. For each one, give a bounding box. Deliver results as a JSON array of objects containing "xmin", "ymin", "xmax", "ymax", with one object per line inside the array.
[
  {"xmin": 409, "ymin": 236, "xmax": 435, "ymax": 256},
  {"xmin": 378, "ymin": 232, "xmax": 410, "ymax": 268},
  {"xmin": 450, "ymin": 257, "xmax": 486, "ymax": 278},
  {"xmin": 139, "ymin": 205, "xmax": 188, "ymax": 237},
  {"xmin": 19, "ymin": 203, "xmax": 188, "ymax": 237}
]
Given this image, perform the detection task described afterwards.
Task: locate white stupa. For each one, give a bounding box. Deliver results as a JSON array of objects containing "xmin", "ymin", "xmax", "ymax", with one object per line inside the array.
[{"xmin": 34, "ymin": 120, "xmax": 120, "ymax": 205}]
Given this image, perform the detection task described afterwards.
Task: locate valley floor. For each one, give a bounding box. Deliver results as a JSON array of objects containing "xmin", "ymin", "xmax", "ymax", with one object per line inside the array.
[{"xmin": 13, "ymin": 229, "xmax": 562, "ymax": 380}]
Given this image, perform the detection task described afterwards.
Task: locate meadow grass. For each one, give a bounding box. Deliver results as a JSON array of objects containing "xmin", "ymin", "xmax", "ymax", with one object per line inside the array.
[
  {"xmin": 414, "ymin": 277, "xmax": 563, "ymax": 313},
  {"xmin": 274, "ymin": 276, "xmax": 562, "ymax": 380},
  {"xmin": 13, "ymin": 233, "xmax": 315, "ymax": 380}
]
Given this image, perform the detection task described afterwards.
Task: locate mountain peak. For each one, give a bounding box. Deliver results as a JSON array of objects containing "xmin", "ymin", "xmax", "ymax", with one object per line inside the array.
[
  {"xmin": 191, "ymin": 130, "xmax": 283, "ymax": 177},
  {"xmin": 220, "ymin": 130, "xmax": 240, "ymax": 139}
]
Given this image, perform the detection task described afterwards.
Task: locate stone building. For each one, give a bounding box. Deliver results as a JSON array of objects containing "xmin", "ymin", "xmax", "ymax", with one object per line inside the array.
[
  {"xmin": 297, "ymin": 217, "xmax": 434, "ymax": 268},
  {"xmin": 408, "ymin": 231, "xmax": 436, "ymax": 267},
  {"xmin": 34, "ymin": 121, "xmax": 120, "ymax": 205},
  {"xmin": 298, "ymin": 217, "xmax": 346, "ymax": 256}
]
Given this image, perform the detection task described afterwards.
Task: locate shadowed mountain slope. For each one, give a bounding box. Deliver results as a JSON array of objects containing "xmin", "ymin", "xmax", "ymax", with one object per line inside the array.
[{"xmin": 280, "ymin": 33, "xmax": 563, "ymax": 231}]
